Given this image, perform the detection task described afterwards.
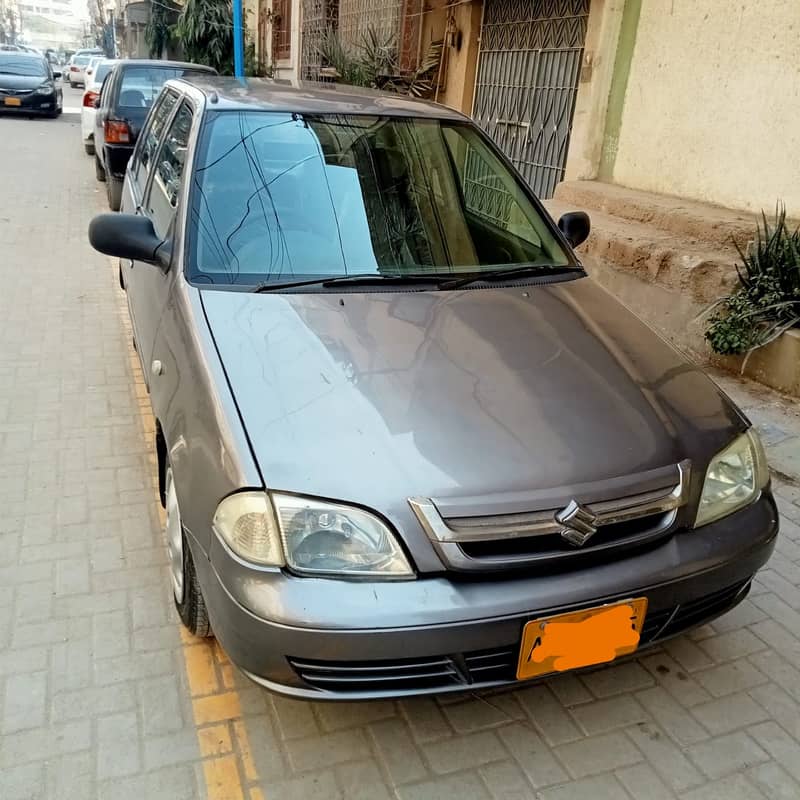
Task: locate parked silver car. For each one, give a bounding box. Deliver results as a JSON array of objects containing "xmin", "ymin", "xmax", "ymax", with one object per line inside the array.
[{"xmin": 88, "ymin": 78, "xmax": 779, "ymax": 700}]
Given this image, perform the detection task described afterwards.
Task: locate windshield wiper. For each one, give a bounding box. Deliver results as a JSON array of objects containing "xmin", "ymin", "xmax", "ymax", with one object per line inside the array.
[
  {"xmin": 439, "ymin": 264, "xmax": 583, "ymax": 291},
  {"xmin": 252, "ymin": 273, "xmax": 447, "ymax": 292}
]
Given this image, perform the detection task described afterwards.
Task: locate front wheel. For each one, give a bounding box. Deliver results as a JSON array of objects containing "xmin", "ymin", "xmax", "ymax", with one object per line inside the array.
[{"xmin": 165, "ymin": 466, "xmax": 212, "ymax": 638}]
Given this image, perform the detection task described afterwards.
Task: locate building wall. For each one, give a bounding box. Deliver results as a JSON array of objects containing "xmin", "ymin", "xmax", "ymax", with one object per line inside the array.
[
  {"xmin": 417, "ymin": 0, "xmax": 480, "ymax": 116},
  {"xmin": 609, "ymin": 0, "xmax": 800, "ymax": 216}
]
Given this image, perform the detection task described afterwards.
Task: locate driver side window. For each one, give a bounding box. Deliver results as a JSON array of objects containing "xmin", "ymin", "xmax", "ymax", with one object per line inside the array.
[{"xmin": 145, "ymin": 100, "xmax": 194, "ymax": 239}]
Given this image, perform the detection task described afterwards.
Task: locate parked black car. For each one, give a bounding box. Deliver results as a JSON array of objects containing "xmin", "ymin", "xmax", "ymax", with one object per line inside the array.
[
  {"xmin": 0, "ymin": 51, "xmax": 62, "ymax": 118},
  {"xmin": 94, "ymin": 60, "xmax": 216, "ymax": 210}
]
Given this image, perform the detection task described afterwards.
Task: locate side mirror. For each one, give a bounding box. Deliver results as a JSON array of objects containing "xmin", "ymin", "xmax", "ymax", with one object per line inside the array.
[
  {"xmin": 558, "ymin": 211, "xmax": 591, "ymax": 249},
  {"xmin": 88, "ymin": 213, "xmax": 171, "ymax": 270},
  {"xmin": 53, "ymin": 70, "xmax": 62, "ymax": 79}
]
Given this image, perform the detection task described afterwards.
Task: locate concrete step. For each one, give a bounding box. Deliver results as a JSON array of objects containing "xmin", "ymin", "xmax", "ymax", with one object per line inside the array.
[
  {"xmin": 553, "ymin": 180, "xmax": 763, "ymax": 249},
  {"xmin": 545, "ymin": 198, "xmax": 739, "ymax": 304}
]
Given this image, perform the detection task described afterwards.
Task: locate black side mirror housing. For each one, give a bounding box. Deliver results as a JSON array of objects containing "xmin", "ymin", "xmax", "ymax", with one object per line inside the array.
[
  {"xmin": 88, "ymin": 213, "xmax": 171, "ymax": 270},
  {"xmin": 53, "ymin": 70, "xmax": 62, "ymax": 79},
  {"xmin": 558, "ymin": 211, "xmax": 591, "ymax": 249}
]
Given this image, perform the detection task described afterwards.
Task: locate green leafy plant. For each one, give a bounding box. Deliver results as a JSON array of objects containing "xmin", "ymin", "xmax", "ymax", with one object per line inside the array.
[
  {"xmin": 705, "ymin": 205, "xmax": 800, "ymax": 357},
  {"xmin": 174, "ymin": 0, "xmax": 234, "ymax": 74},
  {"xmin": 316, "ymin": 25, "xmax": 442, "ymax": 98}
]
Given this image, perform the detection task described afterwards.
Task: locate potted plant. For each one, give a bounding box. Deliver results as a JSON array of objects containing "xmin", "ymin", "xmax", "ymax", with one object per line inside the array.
[{"xmin": 705, "ymin": 205, "xmax": 800, "ymax": 364}]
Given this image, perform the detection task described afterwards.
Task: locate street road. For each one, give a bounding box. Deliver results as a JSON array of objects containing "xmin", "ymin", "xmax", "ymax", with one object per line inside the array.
[{"xmin": 2, "ymin": 81, "xmax": 800, "ymax": 800}]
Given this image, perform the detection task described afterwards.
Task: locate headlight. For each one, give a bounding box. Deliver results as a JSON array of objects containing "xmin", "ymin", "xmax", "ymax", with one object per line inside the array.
[
  {"xmin": 695, "ymin": 429, "xmax": 769, "ymax": 527},
  {"xmin": 35, "ymin": 83, "xmax": 54, "ymax": 95},
  {"xmin": 212, "ymin": 492, "xmax": 284, "ymax": 566},
  {"xmin": 273, "ymin": 494, "xmax": 414, "ymax": 578},
  {"xmin": 212, "ymin": 491, "xmax": 414, "ymax": 578}
]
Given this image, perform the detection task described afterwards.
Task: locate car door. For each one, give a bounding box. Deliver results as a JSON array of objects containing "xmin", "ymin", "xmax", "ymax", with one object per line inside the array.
[{"xmin": 126, "ymin": 98, "xmax": 195, "ymax": 379}]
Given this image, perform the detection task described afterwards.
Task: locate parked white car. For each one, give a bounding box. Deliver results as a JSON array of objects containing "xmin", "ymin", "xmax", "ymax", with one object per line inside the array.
[
  {"xmin": 81, "ymin": 59, "xmax": 118, "ymax": 156},
  {"xmin": 66, "ymin": 53, "xmax": 92, "ymax": 88},
  {"xmin": 84, "ymin": 56, "xmax": 104, "ymax": 84}
]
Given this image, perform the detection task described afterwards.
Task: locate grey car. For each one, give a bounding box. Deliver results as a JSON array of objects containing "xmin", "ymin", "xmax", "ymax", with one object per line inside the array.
[{"xmin": 88, "ymin": 78, "xmax": 779, "ymax": 700}]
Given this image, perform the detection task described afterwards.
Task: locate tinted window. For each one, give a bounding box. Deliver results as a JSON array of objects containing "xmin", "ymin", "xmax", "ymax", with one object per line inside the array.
[
  {"xmin": 119, "ymin": 67, "xmax": 209, "ymax": 110},
  {"xmin": 147, "ymin": 102, "xmax": 193, "ymax": 236},
  {"xmin": 188, "ymin": 112, "xmax": 569, "ymax": 284},
  {"xmin": 133, "ymin": 90, "xmax": 179, "ymax": 190},
  {"xmin": 0, "ymin": 54, "xmax": 47, "ymax": 77}
]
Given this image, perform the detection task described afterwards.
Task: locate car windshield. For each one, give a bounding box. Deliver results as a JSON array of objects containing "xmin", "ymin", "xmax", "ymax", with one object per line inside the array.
[
  {"xmin": 189, "ymin": 112, "xmax": 571, "ymax": 285},
  {"xmin": 0, "ymin": 54, "xmax": 47, "ymax": 77},
  {"xmin": 119, "ymin": 67, "xmax": 208, "ymax": 109}
]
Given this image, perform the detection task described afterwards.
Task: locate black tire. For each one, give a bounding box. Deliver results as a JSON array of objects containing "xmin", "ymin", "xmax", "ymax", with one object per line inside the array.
[
  {"xmin": 106, "ymin": 176, "xmax": 122, "ymax": 211},
  {"xmin": 176, "ymin": 532, "xmax": 212, "ymax": 638},
  {"xmin": 95, "ymin": 155, "xmax": 106, "ymax": 182},
  {"xmin": 85, "ymin": 142, "xmax": 95, "ymax": 156}
]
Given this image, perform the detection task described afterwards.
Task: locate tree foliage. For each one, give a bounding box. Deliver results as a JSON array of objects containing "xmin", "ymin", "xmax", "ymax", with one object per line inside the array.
[
  {"xmin": 145, "ymin": 0, "xmax": 179, "ymax": 59},
  {"xmin": 174, "ymin": 0, "xmax": 234, "ymax": 74}
]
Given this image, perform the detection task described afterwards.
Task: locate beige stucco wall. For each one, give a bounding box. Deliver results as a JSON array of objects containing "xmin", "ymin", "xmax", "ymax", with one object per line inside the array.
[
  {"xmin": 564, "ymin": 0, "xmax": 625, "ymax": 181},
  {"xmin": 612, "ymin": 0, "xmax": 800, "ymax": 216}
]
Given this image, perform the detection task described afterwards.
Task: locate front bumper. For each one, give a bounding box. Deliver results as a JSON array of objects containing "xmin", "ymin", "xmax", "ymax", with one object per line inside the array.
[
  {"xmin": 0, "ymin": 94, "xmax": 57, "ymax": 114},
  {"xmin": 193, "ymin": 493, "xmax": 778, "ymax": 700}
]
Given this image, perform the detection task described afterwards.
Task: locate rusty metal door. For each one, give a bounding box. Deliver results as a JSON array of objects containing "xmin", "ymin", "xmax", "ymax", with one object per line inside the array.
[{"xmin": 472, "ymin": 0, "xmax": 590, "ymax": 199}]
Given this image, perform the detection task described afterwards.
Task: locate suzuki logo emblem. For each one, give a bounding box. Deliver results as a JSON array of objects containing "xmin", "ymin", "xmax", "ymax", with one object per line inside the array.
[{"xmin": 555, "ymin": 499, "xmax": 598, "ymax": 547}]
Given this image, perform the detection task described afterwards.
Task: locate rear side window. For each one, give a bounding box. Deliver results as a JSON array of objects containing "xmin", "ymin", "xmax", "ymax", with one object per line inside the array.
[
  {"xmin": 94, "ymin": 62, "xmax": 113, "ymax": 84},
  {"xmin": 132, "ymin": 90, "xmax": 179, "ymax": 192},
  {"xmin": 118, "ymin": 67, "xmax": 210, "ymax": 110},
  {"xmin": 146, "ymin": 101, "xmax": 193, "ymax": 237}
]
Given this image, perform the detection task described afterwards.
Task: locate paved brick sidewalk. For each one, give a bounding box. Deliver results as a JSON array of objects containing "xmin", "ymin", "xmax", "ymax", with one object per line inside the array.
[{"xmin": 2, "ymin": 101, "xmax": 800, "ymax": 800}]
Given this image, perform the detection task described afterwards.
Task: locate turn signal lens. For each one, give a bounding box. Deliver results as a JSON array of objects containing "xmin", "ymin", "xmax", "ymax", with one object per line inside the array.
[
  {"xmin": 212, "ymin": 492, "xmax": 284, "ymax": 566},
  {"xmin": 105, "ymin": 119, "xmax": 130, "ymax": 143}
]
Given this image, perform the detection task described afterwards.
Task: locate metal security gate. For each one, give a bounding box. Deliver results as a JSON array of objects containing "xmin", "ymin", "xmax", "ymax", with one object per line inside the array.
[{"xmin": 472, "ymin": 0, "xmax": 590, "ymax": 199}]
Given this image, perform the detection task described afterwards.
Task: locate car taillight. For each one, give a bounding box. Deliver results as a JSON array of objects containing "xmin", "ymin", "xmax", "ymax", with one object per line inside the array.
[
  {"xmin": 83, "ymin": 91, "xmax": 99, "ymax": 108},
  {"xmin": 105, "ymin": 119, "xmax": 131, "ymax": 144},
  {"xmin": 70, "ymin": 65, "xmax": 79, "ymax": 72}
]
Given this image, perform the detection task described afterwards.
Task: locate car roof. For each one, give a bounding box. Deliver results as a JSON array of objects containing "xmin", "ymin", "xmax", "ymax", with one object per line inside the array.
[
  {"xmin": 0, "ymin": 50, "xmax": 46, "ymax": 60},
  {"xmin": 116, "ymin": 59, "xmax": 217, "ymax": 73},
  {"xmin": 171, "ymin": 76, "xmax": 467, "ymax": 120}
]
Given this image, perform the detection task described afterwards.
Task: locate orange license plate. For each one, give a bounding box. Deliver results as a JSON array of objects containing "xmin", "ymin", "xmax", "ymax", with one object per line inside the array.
[
  {"xmin": 4, "ymin": 97, "xmax": 22, "ymax": 107},
  {"xmin": 517, "ymin": 597, "xmax": 648, "ymax": 680}
]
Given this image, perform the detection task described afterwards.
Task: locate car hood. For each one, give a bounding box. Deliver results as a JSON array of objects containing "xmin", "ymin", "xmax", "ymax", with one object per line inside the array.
[
  {"xmin": 0, "ymin": 74, "xmax": 47, "ymax": 90},
  {"xmin": 200, "ymin": 278, "xmax": 745, "ymax": 517}
]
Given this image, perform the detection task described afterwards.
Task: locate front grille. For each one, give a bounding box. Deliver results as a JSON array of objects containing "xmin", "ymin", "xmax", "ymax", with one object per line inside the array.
[
  {"xmin": 409, "ymin": 462, "xmax": 690, "ymax": 572},
  {"xmin": 0, "ymin": 89, "xmax": 33, "ymax": 97},
  {"xmin": 459, "ymin": 511, "xmax": 675, "ymax": 564},
  {"xmin": 289, "ymin": 647, "xmax": 516, "ymax": 694},
  {"xmin": 289, "ymin": 580, "xmax": 750, "ymax": 695}
]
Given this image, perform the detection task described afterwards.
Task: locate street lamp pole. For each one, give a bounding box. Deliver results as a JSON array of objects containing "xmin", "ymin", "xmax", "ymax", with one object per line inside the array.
[{"xmin": 232, "ymin": 0, "xmax": 244, "ymax": 78}]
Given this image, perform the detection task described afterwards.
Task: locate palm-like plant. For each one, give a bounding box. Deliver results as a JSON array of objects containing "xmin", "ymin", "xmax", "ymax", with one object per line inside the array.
[
  {"xmin": 175, "ymin": 0, "xmax": 234, "ymax": 74},
  {"xmin": 705, "ymin": 204, "xmax": 800, "ymax": 356}
]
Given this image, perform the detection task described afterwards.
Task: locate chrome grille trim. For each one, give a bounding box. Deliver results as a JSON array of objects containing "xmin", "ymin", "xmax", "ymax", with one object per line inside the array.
[{"xmin": 409, "ymin": 460, "xmax": 691, "ymax": 544}]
